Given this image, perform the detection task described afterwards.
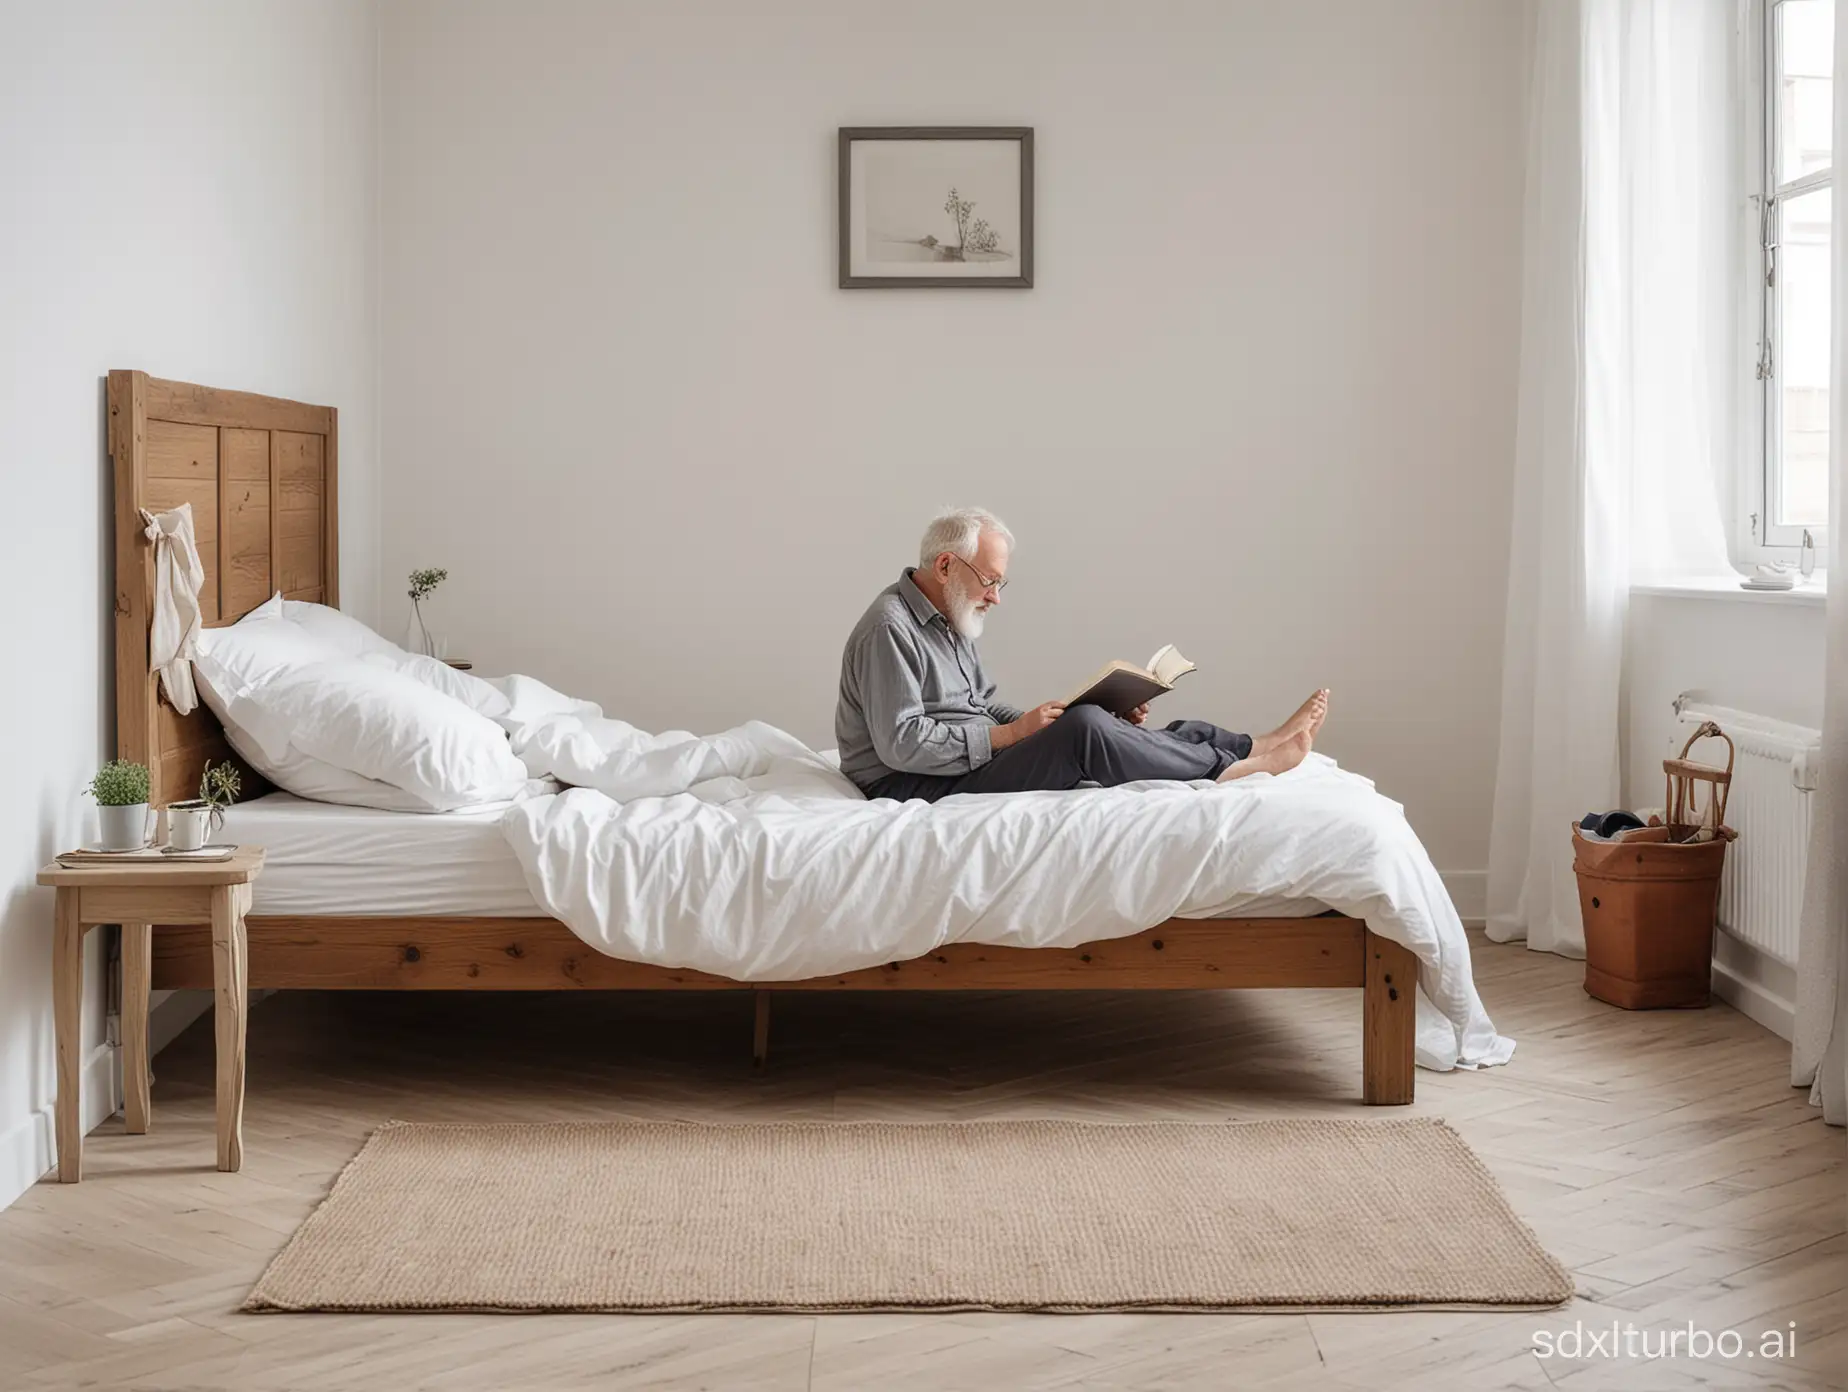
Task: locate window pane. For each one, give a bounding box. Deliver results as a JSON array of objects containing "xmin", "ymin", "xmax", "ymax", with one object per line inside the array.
[
  {"xmin": 1778, "ymin": 0, "xmax": 1834, "ymax": 183},
  {"xmin": 1776, "ymin": 186, "xmax": 1831, "ymax": 528}
]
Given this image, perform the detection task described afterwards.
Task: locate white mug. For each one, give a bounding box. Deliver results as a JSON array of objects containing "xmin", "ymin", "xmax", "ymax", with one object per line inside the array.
[{"xmin": 167, "ymin": 802, "xmax": 222, "ymax": 852}]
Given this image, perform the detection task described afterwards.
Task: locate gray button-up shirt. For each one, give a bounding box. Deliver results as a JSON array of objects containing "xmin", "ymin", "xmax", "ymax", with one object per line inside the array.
[{"xmin": 836, "ymin": 569, "xmax": 1025, "ymax": 790}]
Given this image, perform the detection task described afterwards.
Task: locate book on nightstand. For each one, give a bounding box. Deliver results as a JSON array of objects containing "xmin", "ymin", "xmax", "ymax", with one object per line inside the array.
[{"xmin": 1064, "ymin": 644, "xmax": 1198, "ymax": 717}]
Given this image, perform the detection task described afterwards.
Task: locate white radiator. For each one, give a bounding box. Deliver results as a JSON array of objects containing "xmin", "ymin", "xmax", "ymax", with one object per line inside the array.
[{"xmin": 1670, "ymin": 696, "xmax": 1821, "ymax": 967}]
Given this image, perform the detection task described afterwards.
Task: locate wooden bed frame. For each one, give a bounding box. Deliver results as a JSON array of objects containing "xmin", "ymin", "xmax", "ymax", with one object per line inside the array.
[{"xmin": 110, "ymin": 370, "xmax": 1417, "ymax": 1104}]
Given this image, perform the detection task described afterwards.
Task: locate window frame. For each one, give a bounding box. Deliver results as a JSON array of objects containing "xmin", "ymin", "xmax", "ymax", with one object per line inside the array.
[{"xmin": 1745, "ymin": 0, "xmax": 1833, "ymax": 565}]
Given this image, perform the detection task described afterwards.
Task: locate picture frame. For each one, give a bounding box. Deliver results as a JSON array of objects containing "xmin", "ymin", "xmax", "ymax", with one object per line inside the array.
[{"xmin": 838, "ymin": 127, "xmax": 1034, "ymax": 289}]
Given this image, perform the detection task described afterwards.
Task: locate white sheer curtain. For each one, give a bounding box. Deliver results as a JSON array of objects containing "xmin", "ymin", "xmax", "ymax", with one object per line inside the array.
[
  {"xmin": 1791, "ymin": 5, "xmax": 1847, "ymax": 1127},
  {"xmin": 1489, "ymin": 0, "xmax": 1738, "ymax": 957}
]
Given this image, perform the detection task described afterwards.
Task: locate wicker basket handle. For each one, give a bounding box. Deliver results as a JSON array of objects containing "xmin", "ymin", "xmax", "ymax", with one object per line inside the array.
[
  {"xmin": 1677, "ymin": 721, "xmax": 1735, "ymax": 779},
  {"xmin": 1664, "ymin": 721, "xmax": 1734, "ymax": 842}
]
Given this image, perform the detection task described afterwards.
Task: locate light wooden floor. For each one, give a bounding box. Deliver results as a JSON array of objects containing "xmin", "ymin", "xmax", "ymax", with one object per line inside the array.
[{"xmin": 1, "ymin": 930, "xmax": 1842, "ymax": 1391}]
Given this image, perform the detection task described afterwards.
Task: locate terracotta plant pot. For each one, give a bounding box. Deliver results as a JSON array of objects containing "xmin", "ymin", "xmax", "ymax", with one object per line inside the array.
[{"xmin": 1572, "ymin": 823, "xmax": 1733, "ymax": 1009}]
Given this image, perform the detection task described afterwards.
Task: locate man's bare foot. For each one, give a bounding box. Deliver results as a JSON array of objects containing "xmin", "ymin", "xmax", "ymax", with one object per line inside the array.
[
  {"xmin": 1304, "ymin": 687, "xmax": 1329, "ymax": 739},
  {"xmin": 1249, "ymin": 690, "xmax": 1329, "ymax": 757},
  {"xmin": 1218, "ymin": 728, "xmax": 1312, "ymax": 782}
]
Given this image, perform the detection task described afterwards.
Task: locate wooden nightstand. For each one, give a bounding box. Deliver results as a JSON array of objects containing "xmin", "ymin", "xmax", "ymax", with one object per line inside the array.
[{"xmin": 35, "ymin": 847, "xmax": 264, "ymax": 1182}]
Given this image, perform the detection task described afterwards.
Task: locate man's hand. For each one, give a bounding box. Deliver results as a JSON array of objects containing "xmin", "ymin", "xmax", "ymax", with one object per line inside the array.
[
  {"xmin": 992, "ymin": 702, "xmax": 1065, "ymax": 751},
  {"xmin": 1123, "ymin": 703, "xmax": 1151, "ymax": 726}
]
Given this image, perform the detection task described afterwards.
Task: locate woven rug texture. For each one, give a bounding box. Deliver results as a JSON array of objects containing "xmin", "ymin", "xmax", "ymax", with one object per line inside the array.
[{"xmin": 243, "ymin": 1117, "xmax": 1573, "ymax": 1313}]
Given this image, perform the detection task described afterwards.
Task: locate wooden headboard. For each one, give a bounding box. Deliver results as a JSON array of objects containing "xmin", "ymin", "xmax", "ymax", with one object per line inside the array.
[{"xmin": 108, "ymin": 371, "xmax": 338, "ymax": 806}]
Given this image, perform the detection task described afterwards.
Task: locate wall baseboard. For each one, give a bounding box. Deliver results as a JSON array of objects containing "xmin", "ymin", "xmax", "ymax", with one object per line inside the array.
[
  {"xmin": 0, "ymin": 994, "xmax": 231, "ymax": 1213},
  {"xmin": 1713, "ymin": 958, "xmax": 1795, "ymax": 1042},
  {"xmin": 0, "ymin": 1041, "xmax": 122, "ymax": 1212},
  {"xmin": 1441, "ymin": 870, "xmax": 1487, "ymax": 927},
  {"xmin": 0, "ymin": 990, "xmax": 231, "ymax": 1205}
]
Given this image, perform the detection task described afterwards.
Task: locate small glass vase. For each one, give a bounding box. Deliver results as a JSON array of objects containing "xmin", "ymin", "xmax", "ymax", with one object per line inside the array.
[{"xmin": 403, "ymin": 602, "xmax": 442, "ymax": 658}]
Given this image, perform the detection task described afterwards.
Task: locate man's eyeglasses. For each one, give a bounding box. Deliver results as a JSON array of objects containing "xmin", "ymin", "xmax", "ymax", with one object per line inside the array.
[{"xmin": 949, "ymin": 554, "xmax": 1008, "ymax": 594}]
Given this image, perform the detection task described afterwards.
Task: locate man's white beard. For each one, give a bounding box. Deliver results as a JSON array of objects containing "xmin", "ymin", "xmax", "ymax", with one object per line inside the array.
[{"xmin": 943, "ymin": 583, "xmax": 988, "ymax": 640}]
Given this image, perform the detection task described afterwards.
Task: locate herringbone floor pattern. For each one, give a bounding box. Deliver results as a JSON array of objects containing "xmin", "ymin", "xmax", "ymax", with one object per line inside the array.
[{"xmin": 1, "ymin": 930, "xmax": 1842, "ymax": 1390}]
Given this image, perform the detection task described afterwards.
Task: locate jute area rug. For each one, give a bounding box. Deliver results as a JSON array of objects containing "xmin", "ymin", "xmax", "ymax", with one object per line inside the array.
[{"xmin": 244, "ymin": 1117, "xmax": 1573, "ymax": 1314}]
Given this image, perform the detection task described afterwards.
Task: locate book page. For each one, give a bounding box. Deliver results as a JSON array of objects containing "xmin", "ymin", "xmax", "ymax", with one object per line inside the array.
[{"xmin": 1146, "ymin": 644, "xmax": 1196, "ymax": 686}]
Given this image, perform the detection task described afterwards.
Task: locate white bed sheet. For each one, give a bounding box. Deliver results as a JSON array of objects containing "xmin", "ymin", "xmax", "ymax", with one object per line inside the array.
[{"xmin": 221, "ymin": 792, "xmax": 539, "ymax": 917}]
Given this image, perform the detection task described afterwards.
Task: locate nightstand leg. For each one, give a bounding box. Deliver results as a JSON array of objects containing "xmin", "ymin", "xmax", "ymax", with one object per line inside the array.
[
  {"xmin": 210, "ymin": 884, "xmax": 248, "ymax": 1173},
  {"xmin": 122, "ymin": 922, "xmax": 152, "ymax": 1134},
  {"xmin": 53, "ymin": 891, "xmax": 86, "ymax": 1182}
]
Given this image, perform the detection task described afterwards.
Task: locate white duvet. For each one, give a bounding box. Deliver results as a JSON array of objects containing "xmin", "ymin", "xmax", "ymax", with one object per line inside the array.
[{"xmin": 491, "ymin": 680, "xmax": 1514, "ymax": 1074}]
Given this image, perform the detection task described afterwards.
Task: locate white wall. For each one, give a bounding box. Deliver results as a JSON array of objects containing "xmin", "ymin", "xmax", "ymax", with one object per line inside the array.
[
  {"xmin": 0, "ymin": 0, "xmax": 379, "ymax": 1208},
  {"xmin": 380, "ymin": 0, "xmax": 1530, "ymax": 895},
  {"xmin": 1622, "ymin": 590, "xmax": 1827, "ymax": 1036}
]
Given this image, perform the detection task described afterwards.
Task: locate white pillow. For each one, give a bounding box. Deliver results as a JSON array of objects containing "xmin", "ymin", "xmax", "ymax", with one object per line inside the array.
[
  {"xmin": 195, "ymin": 601, "xmax": 326, "ymax": 697},
  {"xmin": 361, "ymin": 649, "xmax": 511, "ymax": 720},
  {"xmin": 279, "ymin": 598, "xmax": 511, "ymax": 719},
  {"xmin": 234, "ymin": 657, "xmax": 529, "ymax": 811},
  {"xmin": 217, "ymin": 721, "xmax": 453, "ymax": 813},
  {"xmin": 193, "ymin": 625, "xmax": 435, "ymax": 809},
  {"xmin": 281, "ymin": 599, "xmax": 402, "ymax": 659},
  {"xmin": 194, "ymin": 609, "xmax": 342, "ymax": 764},
  {"xmin": 195, "ymin": 600, "xmax": 526, "ymax": 811}
]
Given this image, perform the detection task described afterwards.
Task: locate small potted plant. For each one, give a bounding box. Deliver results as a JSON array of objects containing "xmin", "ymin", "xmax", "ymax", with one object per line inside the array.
[
  {"xmin": 87, "ymin": 760, "xmax": 150, "ymax": 851},
  {"xmin": 167, "ymin": 760, "xmax": 241, "ymax": 851},
  {"xmin": 406, "ymin": 566, "xmax": 448, "ymax": 657}
]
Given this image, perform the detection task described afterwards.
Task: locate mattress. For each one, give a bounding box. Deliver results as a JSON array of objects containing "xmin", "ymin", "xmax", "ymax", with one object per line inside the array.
[
  {"xmin": 219, "ymin": 788, "xmax": 1323, "ymax": 924},
  {"xmin": 220, "ymin": 792, "xmax": 539, "ymax": 917}
]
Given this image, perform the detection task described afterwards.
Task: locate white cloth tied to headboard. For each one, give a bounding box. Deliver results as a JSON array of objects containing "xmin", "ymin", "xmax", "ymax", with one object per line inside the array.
[{"xmin": 140, "ymin": 502, "xmax": 206, "ymax": 715}]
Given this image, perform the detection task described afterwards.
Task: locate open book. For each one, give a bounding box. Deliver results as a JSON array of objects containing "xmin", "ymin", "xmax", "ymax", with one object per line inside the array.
[{"xmin": 1064, "ymin": 644, "xmax": 1198, "ymax": 717}]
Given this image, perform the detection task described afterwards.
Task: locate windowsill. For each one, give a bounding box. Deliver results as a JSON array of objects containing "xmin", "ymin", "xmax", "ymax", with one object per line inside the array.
[{"xmin": 1630, "ymin": 572, "xmax": 1828, "ymax": 607}]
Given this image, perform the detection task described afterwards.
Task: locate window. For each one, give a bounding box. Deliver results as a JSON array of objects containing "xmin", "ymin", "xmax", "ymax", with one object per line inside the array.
[{"xmin": 1753, "ymin": 0, "xmax": 1833, "ymax": 557}]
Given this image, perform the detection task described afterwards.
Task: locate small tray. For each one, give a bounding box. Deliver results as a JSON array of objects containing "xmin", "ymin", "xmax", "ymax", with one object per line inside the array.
[{"xmin": 58, "ymin": 843, "xmax": 238, "ymax": 866}]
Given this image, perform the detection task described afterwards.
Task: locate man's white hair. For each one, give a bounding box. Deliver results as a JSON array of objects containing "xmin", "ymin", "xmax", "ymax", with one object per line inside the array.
[{"xmin": 918, "ymin": 506, "xmax": 1015, "ymax": 569}]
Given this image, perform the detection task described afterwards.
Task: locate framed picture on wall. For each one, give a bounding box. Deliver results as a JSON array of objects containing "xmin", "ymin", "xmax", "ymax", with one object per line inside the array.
[{"xmin": 838, "ymin": 127, "xmax": 1034, "ymax": 289}]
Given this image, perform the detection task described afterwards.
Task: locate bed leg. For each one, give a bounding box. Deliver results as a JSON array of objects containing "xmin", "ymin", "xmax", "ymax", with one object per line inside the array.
[
  {"xmin": 1363, "ymin": 932, "xmax": 1416, "ymax": 1105},
  {"xmin": 752, "ymin": 990, "xmax": 771, "ymax": 1070}
]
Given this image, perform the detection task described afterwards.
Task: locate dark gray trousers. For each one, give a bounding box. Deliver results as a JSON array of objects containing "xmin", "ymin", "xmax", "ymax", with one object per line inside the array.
[{"xmin": 862, "ymin": 705, "xmax": 1253, "ymax": 803}]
